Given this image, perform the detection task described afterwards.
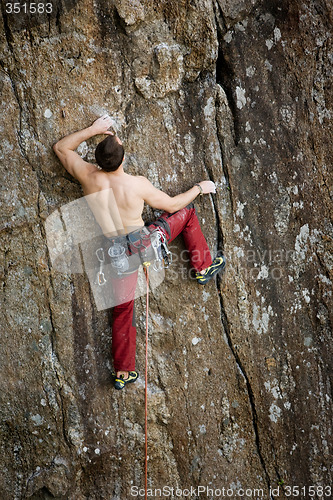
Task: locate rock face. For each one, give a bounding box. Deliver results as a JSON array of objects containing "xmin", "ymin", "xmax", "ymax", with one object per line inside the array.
[{"xmin": 0, "ymin": 0, "xmax": 332, "ymax": 498}]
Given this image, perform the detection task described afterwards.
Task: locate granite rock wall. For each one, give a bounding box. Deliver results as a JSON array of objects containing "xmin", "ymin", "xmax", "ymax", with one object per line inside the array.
[{"xmin": 0, "ymin": 0, "xmax": 332, "ymax": 498}]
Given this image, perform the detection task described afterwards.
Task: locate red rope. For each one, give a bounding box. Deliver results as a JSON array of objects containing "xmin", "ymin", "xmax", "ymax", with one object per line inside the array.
[{"xmin": 144, "ymin": 265, "xmax": 149, "ymax": 500}]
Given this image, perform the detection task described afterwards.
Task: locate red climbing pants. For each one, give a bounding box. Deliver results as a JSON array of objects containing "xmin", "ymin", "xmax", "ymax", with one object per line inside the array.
[{"xmin": 111, "ymin": 204, "xmax": 213, "ymax": 372}]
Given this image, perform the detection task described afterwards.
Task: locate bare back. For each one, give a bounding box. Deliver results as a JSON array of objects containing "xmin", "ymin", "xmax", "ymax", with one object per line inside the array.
[{"xmin": 81, "ymin": 166, "xmax": 146, "ymax": 237}]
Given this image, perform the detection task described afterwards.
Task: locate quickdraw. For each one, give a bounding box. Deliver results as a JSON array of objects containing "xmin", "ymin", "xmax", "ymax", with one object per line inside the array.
[
  {"xmin": 150, "ymin": 229, "xmax": 172, "ymax": 271},
  {"xmin": 159, "ymin": 230, "xmax": 172, "ymax": 268},
  {"xmin": 95, "ymin": 248, "xmax": 107, "ymax": 286}
]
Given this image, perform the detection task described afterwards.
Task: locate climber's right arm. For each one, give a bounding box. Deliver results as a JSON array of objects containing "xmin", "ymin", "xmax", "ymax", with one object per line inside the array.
[{"xmin": 53, "ymin": 115, "xmax": 114, "ymax": 182}]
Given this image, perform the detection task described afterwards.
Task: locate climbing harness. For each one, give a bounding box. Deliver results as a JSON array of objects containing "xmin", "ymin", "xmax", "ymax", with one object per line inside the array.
[{"xmin": 95, "ymin": 227, "xmax": 171, "ymax": 285}]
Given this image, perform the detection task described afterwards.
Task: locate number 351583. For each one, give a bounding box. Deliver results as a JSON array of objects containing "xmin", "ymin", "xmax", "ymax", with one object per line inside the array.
[{"xmin": 5, "ymin": 3, "xmax": 53, "ymax": 14}]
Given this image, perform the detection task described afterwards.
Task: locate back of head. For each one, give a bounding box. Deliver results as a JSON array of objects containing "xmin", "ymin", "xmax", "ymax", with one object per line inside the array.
[{"xmin": 95, "ymin": 135, "xmax": 124, "ymax": 172}]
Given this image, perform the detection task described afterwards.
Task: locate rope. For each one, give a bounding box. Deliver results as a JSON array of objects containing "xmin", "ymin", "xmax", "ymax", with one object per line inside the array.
[{"xmin": 143, "ymin": 263, "xmax": 150, "ymax": 500}]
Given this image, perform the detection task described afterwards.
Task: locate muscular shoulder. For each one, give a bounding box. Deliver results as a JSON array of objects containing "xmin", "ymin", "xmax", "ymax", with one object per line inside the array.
[
  {"xmin": 81, "ymin": 168, "xmax": 110, "ymax": 193},
  {"xmin": 134, "ymin": 175, "xmax": 152, "ymax": 190},
  {"xmin": 121, "ymin": 174, "xmax": 150, "ymax": 193}
]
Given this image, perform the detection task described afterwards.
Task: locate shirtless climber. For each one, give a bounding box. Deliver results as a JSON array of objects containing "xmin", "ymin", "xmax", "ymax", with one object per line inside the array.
[{"xmin": 53, "ymin": 115, "xmax": 226, "ymax": 390}]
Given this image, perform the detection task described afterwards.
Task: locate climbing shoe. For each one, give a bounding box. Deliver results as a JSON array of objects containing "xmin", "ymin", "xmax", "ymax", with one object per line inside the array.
[
  {"xmin": 195, "ymin": 255, "xmax": 226, "ymax": 285},
  {"xmin": 113, "ymin": 371, "xmax": 139, "ymax": 390}
]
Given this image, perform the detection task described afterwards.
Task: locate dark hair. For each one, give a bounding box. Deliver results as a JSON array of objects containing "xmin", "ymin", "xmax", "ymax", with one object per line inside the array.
[{"xmin": 95, "ymin": 135, "xmax": 124, "ymax": 172}]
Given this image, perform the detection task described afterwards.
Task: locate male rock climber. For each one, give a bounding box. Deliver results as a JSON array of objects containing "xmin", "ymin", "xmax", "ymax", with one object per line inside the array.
[{"xmin": 53, "ymin": 115, "xmax": 226, "ymax": 390}]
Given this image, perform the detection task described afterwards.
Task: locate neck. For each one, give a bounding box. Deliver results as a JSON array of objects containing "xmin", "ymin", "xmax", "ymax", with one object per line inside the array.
[{"xmin": 110, "ymin": 164, "xmax": 125, "ymax": 176}]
